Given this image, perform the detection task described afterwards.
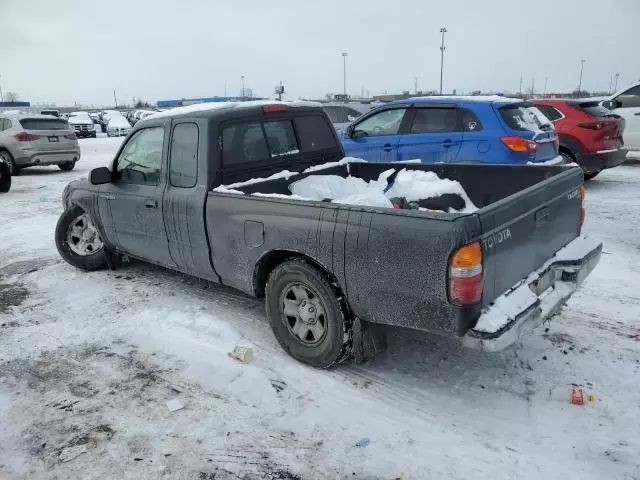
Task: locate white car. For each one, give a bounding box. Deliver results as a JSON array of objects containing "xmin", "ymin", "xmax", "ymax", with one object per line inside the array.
[
  {"xmin": 106, "ymin": 115, "xmax": 131, "ymax": 137},
  {"xmin": 600, "ymin": 81, "xmax": 640, "ymax": 151},
  {"xmin": 67, "ymin": 113, "xmax": 96, "ymax": 138}
]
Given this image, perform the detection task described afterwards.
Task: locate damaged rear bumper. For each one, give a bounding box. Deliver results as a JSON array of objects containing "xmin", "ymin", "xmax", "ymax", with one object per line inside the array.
[{"xmin": 462, "ymin": 235, "xmax": 602, "ymax": 352}]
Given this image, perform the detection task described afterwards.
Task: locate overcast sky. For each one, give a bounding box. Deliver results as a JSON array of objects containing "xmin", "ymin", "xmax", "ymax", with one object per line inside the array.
[{"xmin": 2, "ymin": 0, "xmax": 639, "ymax": 106}]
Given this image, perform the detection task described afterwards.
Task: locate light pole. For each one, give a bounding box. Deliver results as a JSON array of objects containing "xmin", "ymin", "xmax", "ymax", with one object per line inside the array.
[
  {"xmin": 342, "ymin": 52, "xmax": 348, "ymax": 99},
  {"xmin": 241, "ymin": 76, "xmax": 245, "ymax": 98},
  {"xmin": 543, "ymin": 76, "xmax": 548, "ymax": 96},
  {"xmin": 578, "ymin": 59, "xmax": 586, "ymax": 94},
  {"xmin": 0, "ymin": 74, "xmax": 3, "ymax": 102},
  {"xmin": 439, "ymin": 27, "xmax": 447, "ymax": 95},
  {"xmin": 414, "ymin": 76, "xmax": 418, "ymax": 94},
  {"xmin": 614, "ymin": 72, "xmax": 620, "ymax": 92}
]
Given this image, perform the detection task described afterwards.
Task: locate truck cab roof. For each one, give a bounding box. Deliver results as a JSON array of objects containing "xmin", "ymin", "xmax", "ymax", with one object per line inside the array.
[{"xmin": 138, "ymin": 100, "xmax": 323, "ymax": 124}]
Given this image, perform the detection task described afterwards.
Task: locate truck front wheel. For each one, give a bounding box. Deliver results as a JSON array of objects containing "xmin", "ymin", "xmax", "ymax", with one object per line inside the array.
[
  {"xmin": 266, "ymin": 259, "xmax": 350, "ymax": 368},
  {"xmin": 55, "ymin": 206, "xmax": 108, "ymax": 271}
]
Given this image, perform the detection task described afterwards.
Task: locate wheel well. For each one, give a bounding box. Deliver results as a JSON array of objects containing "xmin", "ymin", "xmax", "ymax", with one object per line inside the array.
[
  {"xmin": 253, "ymin": 250, "xmax": 340, "ymax": 298},
  {"xmin": 0, "ymin": 147, "xmax": 13, "ymax": 159},
  {"xmin": 559, "ymin": 145, "xmax": 576, "ymax": 160}
]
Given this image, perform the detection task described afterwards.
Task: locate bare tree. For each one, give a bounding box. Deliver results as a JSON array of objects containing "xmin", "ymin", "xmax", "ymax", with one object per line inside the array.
[{"xmin": 5, "ymin": 91, "xmax": 19, "ymax": 102}]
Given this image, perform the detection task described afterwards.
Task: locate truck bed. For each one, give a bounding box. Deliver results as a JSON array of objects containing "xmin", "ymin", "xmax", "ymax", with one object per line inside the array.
[{"xmin": 207, "ymin": 162, "xmax": 584, "ymax": 337}]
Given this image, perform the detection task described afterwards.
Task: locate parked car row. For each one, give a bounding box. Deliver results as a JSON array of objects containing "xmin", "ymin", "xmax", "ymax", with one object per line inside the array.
[
  {"xmin": 336, "ymin": 94, "xmax": 632, "ymax": 180},
  {"xmin": 126, "ymin": 109, "xmax": 160, "ymax": 127}
]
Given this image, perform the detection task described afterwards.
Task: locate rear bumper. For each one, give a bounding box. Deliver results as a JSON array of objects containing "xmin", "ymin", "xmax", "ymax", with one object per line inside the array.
[
  {"xmin": 527, "ymin": 155, "xmax": 565, "ymax": 166},
  {"xmin": 15, "ymin": 150, "xmax": 81, "ymax": 167},
  {"xmin": 462, "ymin": 235, "xmax": 602, "ymax": 352},
  {"xmin": 580, "ymin": 148, "xmax": 627, "ymax": 173}
]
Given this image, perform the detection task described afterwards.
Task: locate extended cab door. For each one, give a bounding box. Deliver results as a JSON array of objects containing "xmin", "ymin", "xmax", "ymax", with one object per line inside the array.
[
  {"xmin": 162, "ymin": 120, "xmax": 216, "ymax": 280},
  {"xmin": 98, "ymin": 124, "xmax": 175, "ymax": 267},
  {"xmin": 341, "ymin": 107, "xmax": 409, "ymax": 162},
  {"xmin": 396, "ymin": 106, "xmax": 463, "ymax": 163},
  {"xmin": 607, "ymin": 84, "xmax": 640, "ymax": 150}
]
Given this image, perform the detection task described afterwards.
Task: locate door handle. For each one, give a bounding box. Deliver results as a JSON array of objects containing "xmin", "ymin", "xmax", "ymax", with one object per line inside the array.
[
  {"xmin": 634, "ymin": 112, "xmax": 640, "ymax": 116},
  {"xmin": 442, "ymin": 139, "xmax": 457, "ymax": 148},
  {"xmin": 145, "ymin": 199, "xmax": 158, "ymax": 209},
  {"xmin": 382, "ymin": 143, "xmax": 394, "ymax": 152}
]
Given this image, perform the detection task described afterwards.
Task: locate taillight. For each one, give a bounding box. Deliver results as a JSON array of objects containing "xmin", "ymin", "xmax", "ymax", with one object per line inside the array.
[
  {"xmin": 500, "ymin": 136, "xmax": 538, "ymax": 154},
  {"xmin": 15, "ymin": 132, "xmax": 40, "ymax": 142},
  {"xmin": 64, "ymin": 133, "xmax": 77, "ymax": 140},
  {"xmin": 449, "ymin": 242, "xmax": 483, "ymax": 305},
  {"xmin": 579, "ymin": 185, "xmax": 586, "ymax": 226},
  {"xmin": 577, "ymin": 121, "xmax": 605, "ymax": 130},
  {"xmin": 263, "ymin": 104, "xmax": 288, "ymax": 113}
]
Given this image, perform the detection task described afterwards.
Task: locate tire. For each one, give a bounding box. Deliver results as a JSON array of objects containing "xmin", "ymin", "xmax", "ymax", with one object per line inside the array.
[
  {"xmin": 265, "ymin": 258, "xmax": 351, "ymax": 368},
  {"xmin": 55, "ymin": 206, "xmax": 108, "ymax": 271},
  {"xmin": 0, "ymin": 150, "xmax": 19, "ymax": 176},
  {"xmin": 559, "ymin": 150, "xmax": 575, "ymax": 165},
  {"xmin": 584, "ymin": 171, "xmax": 600, "ymax": 180},
  {"xmin": 0, "ymin": 162, "xmax": 10, "ymax": 193},
  {"xmin": 91, "ymin": 132, "xmax": 97, "ymax": 138},
  {"xmin": 59, "ymin": 161, "xmax": 75, "ymax": 171}
]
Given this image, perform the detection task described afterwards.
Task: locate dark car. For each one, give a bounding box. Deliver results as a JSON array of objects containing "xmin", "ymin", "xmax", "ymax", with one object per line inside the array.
[
  {"xmin": 40, "ymin": 109, "xmax": 60, "ymax": 118},
  {"xmin": 322, "ymin": 102, "xmax": 370, "ymax": 130},
  {"xmin": 55, "ymin": 101, "xmax": 601, "ymax": 368},
  {"xmin": 534, "ymin": 99, "xmax": 626, "ymax": 180}
]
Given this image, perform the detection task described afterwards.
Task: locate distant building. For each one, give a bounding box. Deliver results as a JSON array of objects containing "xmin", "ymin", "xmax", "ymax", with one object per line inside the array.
[
  {"xmin": 0, "ymin": 101, "xmax": 30, "ymax": 108},
  {"xmin": 156, "ymin": 96, "xmax": 262, "ymax": 108}
]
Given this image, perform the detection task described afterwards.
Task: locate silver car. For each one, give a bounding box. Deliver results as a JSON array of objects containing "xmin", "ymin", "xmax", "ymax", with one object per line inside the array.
[{"xmin": 0, "ymin": 113, "xmax": 81, "ymax": 175}]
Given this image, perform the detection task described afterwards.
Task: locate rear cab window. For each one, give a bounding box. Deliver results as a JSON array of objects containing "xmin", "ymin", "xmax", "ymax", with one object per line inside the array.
[
  {"xmin": 20, "ymin": 118, "xmax": 69, "ymax": 130},
  {"xmin": 169, "ymin": 123, "xmax": 199, "ymax": 188},
  {"xmin": 221, "ymin": 113, "xmax": 338, "ymax": 167}
]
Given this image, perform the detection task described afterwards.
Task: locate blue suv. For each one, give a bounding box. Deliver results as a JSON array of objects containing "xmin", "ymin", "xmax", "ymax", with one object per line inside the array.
[{"xmin": 339, "ymin": 96, "xmax": 560, "ymax": 165}]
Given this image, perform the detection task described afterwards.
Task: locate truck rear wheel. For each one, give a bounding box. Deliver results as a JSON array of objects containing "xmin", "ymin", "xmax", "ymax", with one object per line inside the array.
[
  {"xmin": 55, "ymin": 206, "xmax": 108, "ymax": 271},
  {"xmin": 266, "ymin": 259, "xmax": 350, "ymax": 368}
]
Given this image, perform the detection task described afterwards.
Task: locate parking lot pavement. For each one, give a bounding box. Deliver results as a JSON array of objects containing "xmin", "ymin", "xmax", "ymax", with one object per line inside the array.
[{"xmin": 0, "ymin": 139, "xmax": 638, "ymax": 479}]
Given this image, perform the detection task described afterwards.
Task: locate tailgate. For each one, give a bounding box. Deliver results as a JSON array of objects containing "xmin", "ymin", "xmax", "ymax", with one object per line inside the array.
[{"xmin": 478, "ymin": 167, "xmax": 583, "ymax": 307}]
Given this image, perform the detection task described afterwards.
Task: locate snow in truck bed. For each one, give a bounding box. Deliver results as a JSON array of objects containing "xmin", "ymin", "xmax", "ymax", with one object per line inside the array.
[{"xmin": 213, "ymin": 159, "xmax": 478, "ymax": 213}]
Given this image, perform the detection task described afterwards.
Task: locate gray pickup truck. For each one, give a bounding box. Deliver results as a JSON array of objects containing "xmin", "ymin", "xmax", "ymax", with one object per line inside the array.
[{"xmin": 55, "ymin": 101, "xmax": 602, "ymax": 368}]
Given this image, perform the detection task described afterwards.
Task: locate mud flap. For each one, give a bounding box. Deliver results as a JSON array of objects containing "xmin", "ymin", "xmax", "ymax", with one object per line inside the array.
[
  {"xmin": 352, "ymin": 317, "xmax": 388, "ymax": 364},
  {"xmin": 104, "ymin": 249, "xmax": 121, "ymax": 271}
]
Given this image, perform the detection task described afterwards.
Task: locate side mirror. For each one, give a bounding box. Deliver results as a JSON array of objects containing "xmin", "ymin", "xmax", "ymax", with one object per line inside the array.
[
  {"xmin": 90, "ymin": 167, "xmax": 112, "ymax": 185},
  {"xmin": 345, "ymin": 124, "xmax": 355, "ymax": 138}
]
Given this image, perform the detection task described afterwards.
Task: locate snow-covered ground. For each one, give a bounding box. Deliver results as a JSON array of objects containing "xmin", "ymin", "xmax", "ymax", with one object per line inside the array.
[{"xmin": 1, "ymin": 138, "xmax": 639, "ymax": 480}]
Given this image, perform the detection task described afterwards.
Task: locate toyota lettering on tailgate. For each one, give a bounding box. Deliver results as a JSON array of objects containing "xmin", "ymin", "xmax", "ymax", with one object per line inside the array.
[{"xmin": 482, "ymin": 228, "xmax": 512, "ymax": 249}]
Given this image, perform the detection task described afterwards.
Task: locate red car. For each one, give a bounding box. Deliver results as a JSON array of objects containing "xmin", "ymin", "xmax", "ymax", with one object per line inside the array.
[{"xmin": 533, "ymin": 99, "xmax": 626, "ymax": 180}]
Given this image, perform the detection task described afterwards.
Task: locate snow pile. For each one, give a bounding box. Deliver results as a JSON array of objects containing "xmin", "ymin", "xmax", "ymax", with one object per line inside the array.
[
  {"xmin": 291, "ymin": 168, "xmax": 477, "ymax": 212},
  {"xmin": 385, "ymin": 169, "xmax": 477, "ymax": 212},
  {"xmin": 212, "ymin": 158, "xmax": 478, "ymax": 213}
]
